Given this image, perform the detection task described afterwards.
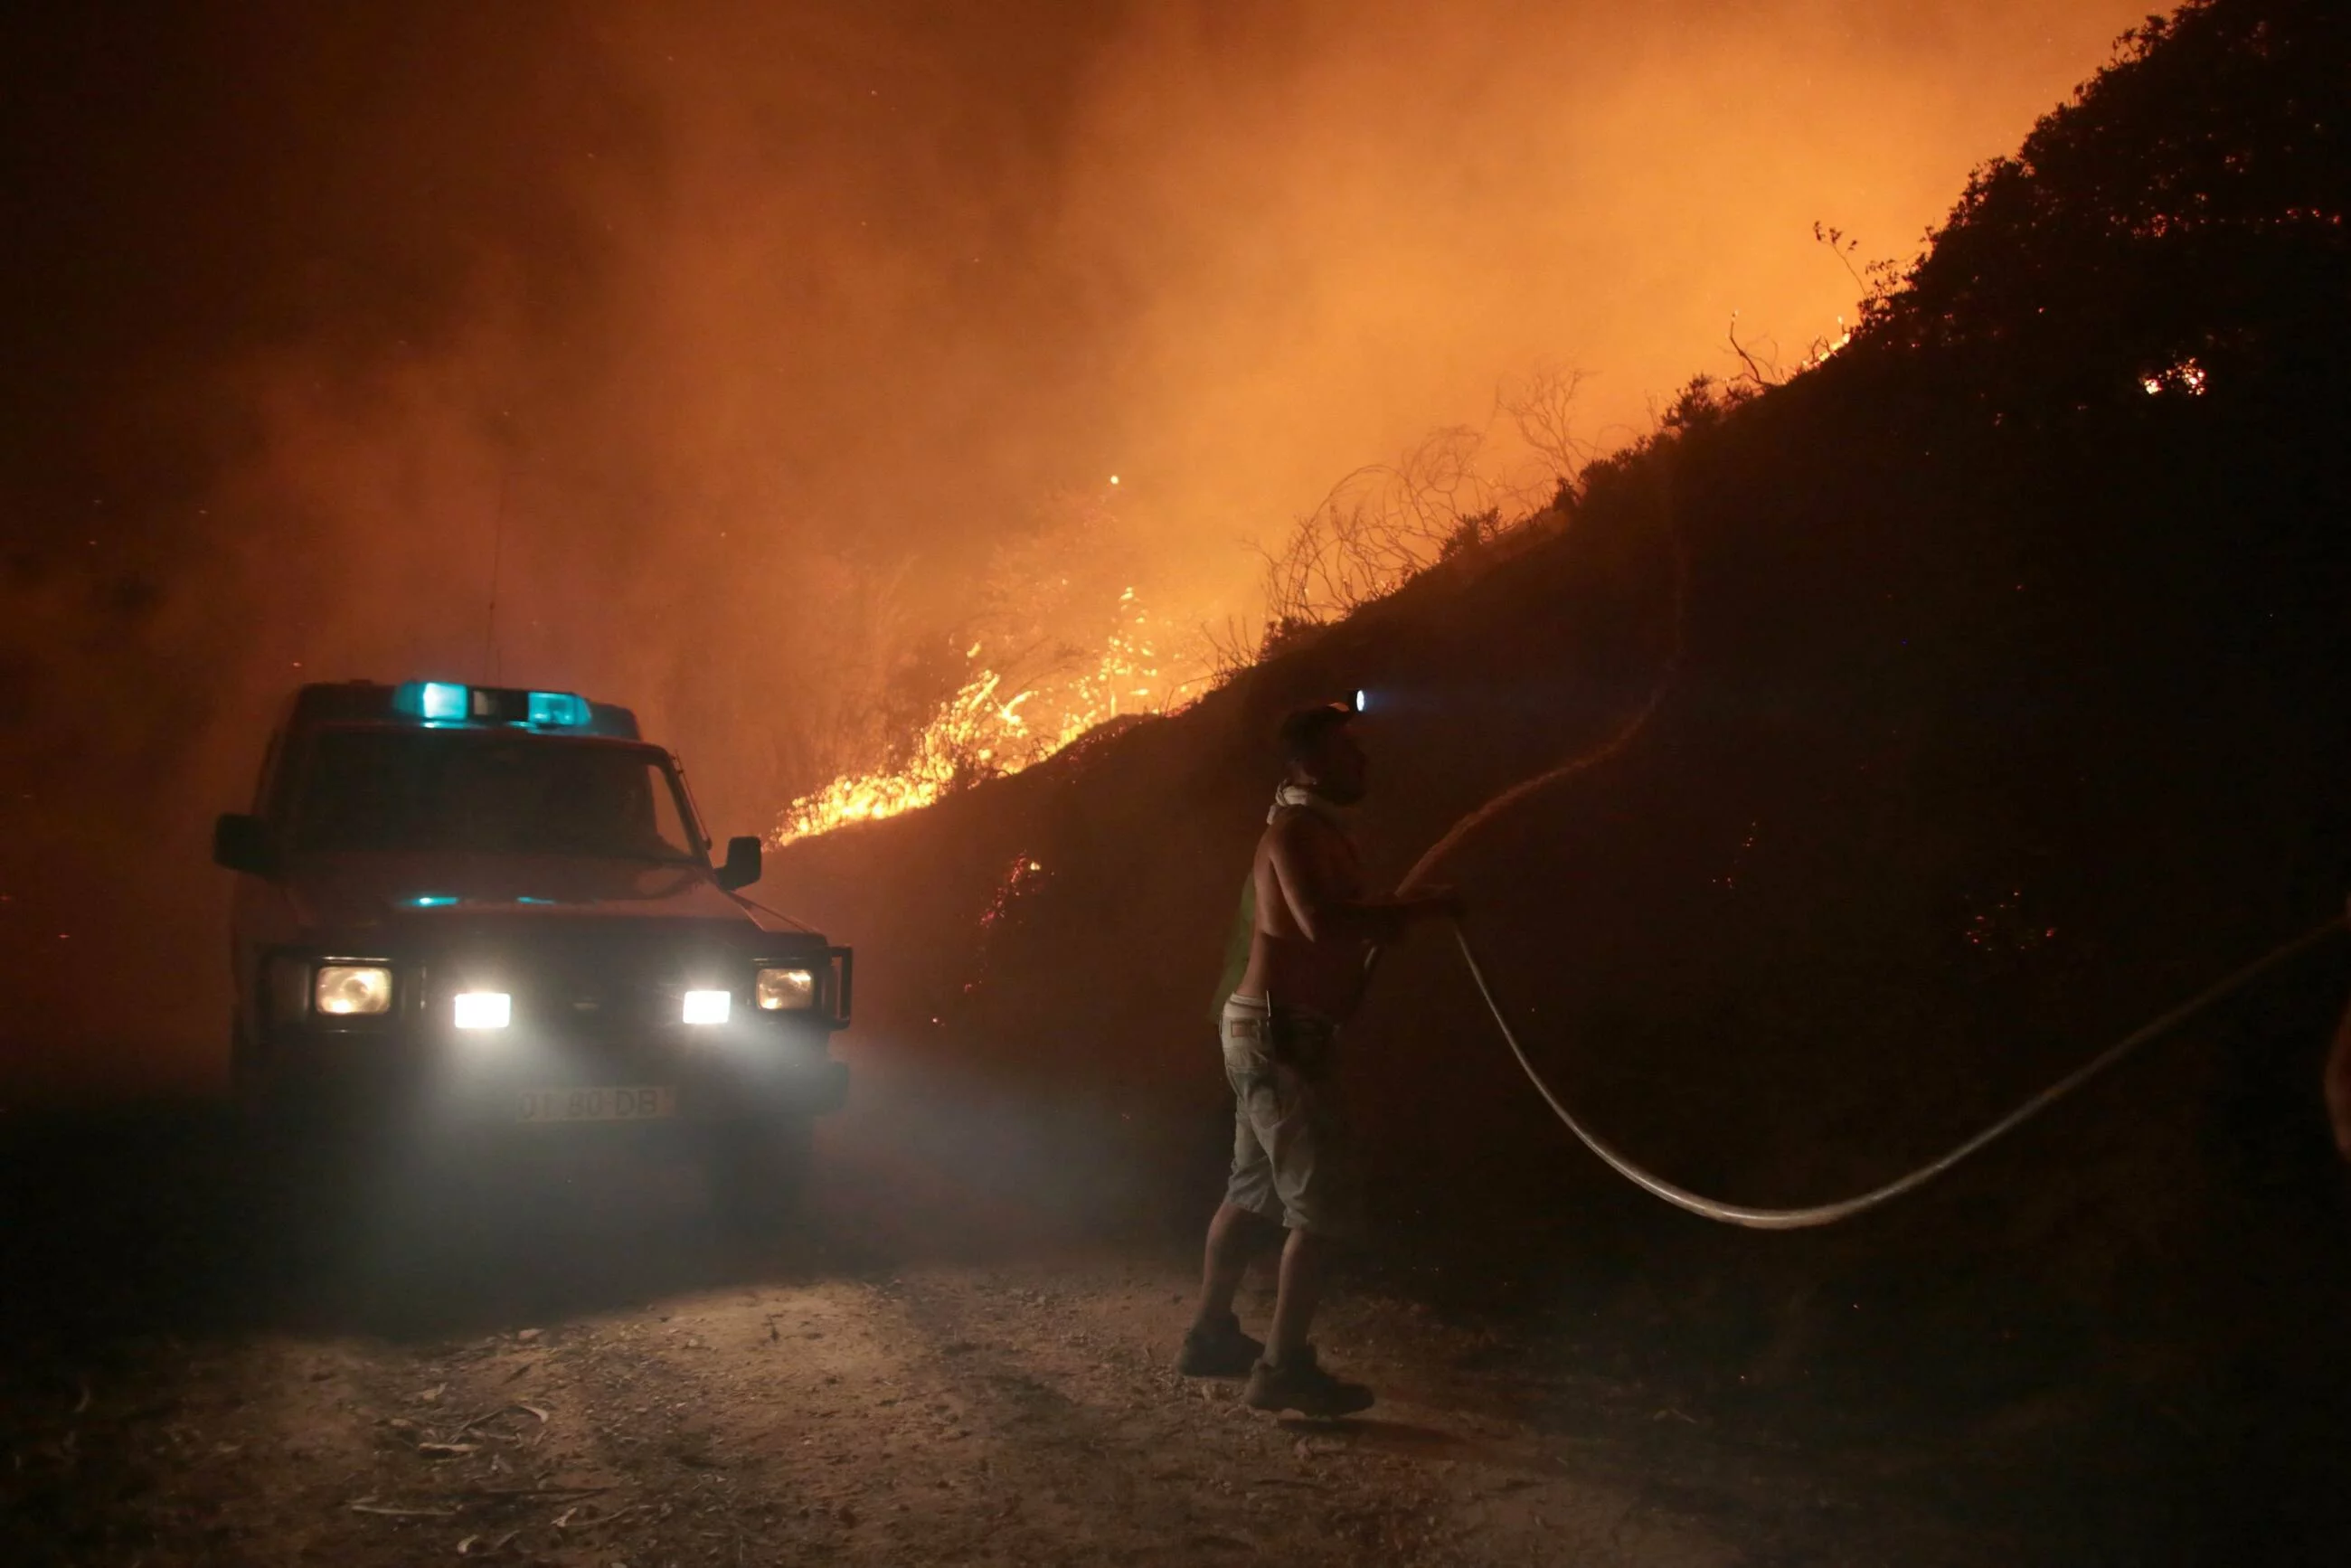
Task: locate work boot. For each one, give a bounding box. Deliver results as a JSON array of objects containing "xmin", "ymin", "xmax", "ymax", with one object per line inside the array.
[
  {"xmin": 1175, "ymin": 1311, "xmax": 1265, "ymax": 1377},
  {"xmin": 1242, "ymin": 1345, "xmax": 1374, "ymax": 1417}
]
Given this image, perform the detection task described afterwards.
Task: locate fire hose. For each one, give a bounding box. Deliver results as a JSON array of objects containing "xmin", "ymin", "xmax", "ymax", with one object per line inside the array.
[
  {"xmin": 1447, "ymin": 912, "xmax": 2347, "ymax": 1230},
  {"xmin": 1364, "ymin": 468, "xmax": 2348, "ymax": 1228}
]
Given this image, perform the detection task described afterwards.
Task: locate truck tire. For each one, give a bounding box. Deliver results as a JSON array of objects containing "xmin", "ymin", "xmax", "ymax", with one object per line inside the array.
[{"xmin": 229, "ymin": 1010, "xmax": 265, "ymax": 1121}]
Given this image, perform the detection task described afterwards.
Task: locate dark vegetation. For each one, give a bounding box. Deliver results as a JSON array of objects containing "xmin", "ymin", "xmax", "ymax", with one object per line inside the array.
[{"xmin": 776, "ymin": 2, "xmax": 2351, "ymax": 1557}]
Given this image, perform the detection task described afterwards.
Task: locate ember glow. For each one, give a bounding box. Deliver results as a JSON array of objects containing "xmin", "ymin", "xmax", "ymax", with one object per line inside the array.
[{"xmin": 2142, "ymin": 355, "xmax": 2209, "ymax": 395}]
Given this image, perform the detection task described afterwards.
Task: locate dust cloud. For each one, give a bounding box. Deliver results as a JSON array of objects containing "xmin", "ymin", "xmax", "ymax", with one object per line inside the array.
[{"xmin": 0, "ymin": 0, "xmax": 2145, "ymax": 1098}]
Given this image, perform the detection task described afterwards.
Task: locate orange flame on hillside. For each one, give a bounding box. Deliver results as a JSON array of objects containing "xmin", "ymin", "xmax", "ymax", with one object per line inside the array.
[{"xmin": 773, "ymin": 589, "xmax": 1213, "ymax": 844}]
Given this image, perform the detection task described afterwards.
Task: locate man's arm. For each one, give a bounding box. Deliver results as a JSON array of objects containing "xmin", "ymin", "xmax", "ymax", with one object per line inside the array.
[{"xmin": 1266, "ymin": 815, "xmax": 1459, "ymax": 945}]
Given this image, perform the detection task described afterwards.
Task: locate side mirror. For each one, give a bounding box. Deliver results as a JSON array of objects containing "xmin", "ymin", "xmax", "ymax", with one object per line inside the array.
[
  {"xmin": 212, "ymin": 813, "xmax": 278, "ymax": 877},
  {"xmin": 715, "ymin": 835, "xmax": 763, "ymax": 891}
]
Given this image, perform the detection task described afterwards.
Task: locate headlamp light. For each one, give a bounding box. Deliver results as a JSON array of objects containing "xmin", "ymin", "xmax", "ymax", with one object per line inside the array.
[
  {"xmin": 315, "ymin": 964, "xmax": 393, "ymax": 1016},
  {"xmin": 682, "ymin": 989, "xmax": 732, "ymax": 1025},
  {"xmin": 755, "ymin": 967, "xmax": 817, "ymax": 1012},
  {"xmin": 452, "ymin": 991, "xmax": 512, "ymax": 1029}
]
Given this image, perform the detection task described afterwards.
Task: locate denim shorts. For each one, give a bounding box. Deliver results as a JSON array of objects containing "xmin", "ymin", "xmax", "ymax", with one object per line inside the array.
[{"xmin": 1220, "ymin": 995, "xmax": 1365, "ymax": 1241}]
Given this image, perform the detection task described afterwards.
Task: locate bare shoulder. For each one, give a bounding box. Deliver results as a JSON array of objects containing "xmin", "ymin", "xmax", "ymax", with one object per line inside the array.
[
  {"xmin": 1265, "ymin": 808, "xmax": 1345, "ymax": 873},
  {"xmin": 1265, "ymin": 808, "xmax": 1338, "ymax": 851}
]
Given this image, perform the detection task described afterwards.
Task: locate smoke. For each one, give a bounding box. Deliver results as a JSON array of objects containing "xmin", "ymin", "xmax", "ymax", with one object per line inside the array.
[
  {"xmin": 0, "ymin": 0, "xmax": 2146, "ymax": 1099},
  {"xmin": 1058, "ymin": 0, "xmax": 2154, "ymax": 600}
]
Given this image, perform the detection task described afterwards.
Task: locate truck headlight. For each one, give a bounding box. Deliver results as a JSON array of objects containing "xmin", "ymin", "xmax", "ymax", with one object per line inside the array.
[
  {"xmin": 453, "ymin": 991, "xmax": 512, "ymax": 1029},
  {"xmin": 755, "ymin": 967, "xmax": 817, "ymax": 1012},
  {"xmin": 316, "ymin": 964, "xmax": 393, "ymax": 1016},
  {"xmin": 682, "ymin": 989, "xmax": 732, "ymax": 1025}
]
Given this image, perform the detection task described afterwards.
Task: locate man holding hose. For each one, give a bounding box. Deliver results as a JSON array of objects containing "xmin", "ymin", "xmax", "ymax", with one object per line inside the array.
[{"xmin": 1176, "ymin": 700, "xmax": 1460, "ymax": 1416}]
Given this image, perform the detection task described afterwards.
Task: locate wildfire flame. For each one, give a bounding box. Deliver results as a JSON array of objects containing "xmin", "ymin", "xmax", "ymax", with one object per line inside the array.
[
  {"xmin": 773, "ymin": 589, "xmax": 1212, "ymax": 844},
  {"xmin": 772, "ymin": 403, "xmax": 1603, "ymax": 848}
]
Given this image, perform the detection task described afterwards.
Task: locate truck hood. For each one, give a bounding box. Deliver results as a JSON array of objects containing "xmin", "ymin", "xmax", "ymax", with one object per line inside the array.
[{"xmin": 281, "ymin": 852, "xmax": 757, "ymax": 930}]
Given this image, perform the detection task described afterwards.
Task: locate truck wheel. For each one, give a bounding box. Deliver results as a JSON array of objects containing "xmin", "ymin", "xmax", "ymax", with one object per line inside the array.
[
  {"xmin": 231, "ymin": 1015, "xmax": 308, "ymax": 1157},
  {"xmin": 710, "ymin": 1119, "xmax": 814, "ymax": 1236},
  {"xmin": 229, "ymin": 1010, "xmax": 264, "ymax": 1120},
  {"xmin": 231, "ymin": 1015, "xmax": 311, "ymax": 1207}
]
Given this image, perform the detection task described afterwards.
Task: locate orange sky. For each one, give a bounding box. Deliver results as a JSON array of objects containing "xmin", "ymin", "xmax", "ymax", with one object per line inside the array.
[{"xmin": 1050, "ymin": 0, "xmax": 2153, "ymax": 604}]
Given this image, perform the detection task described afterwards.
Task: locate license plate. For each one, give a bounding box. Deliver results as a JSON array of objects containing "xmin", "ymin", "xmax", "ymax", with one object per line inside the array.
[{"xmin": 518, "ymin": 1086, "xmax": 675, "ymax": 1124}]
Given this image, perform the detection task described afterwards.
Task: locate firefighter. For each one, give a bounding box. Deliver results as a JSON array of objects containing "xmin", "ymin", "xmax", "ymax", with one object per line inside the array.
[{"xmin": 1177, "ymin": 701, "xmax": 1460, "ymax": 1416}]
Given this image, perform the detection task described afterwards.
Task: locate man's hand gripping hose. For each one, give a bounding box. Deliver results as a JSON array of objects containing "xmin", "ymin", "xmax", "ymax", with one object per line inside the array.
[{"xmin": 1449, "ymin": 912, "xmax": 2347, "ymax": 1230}]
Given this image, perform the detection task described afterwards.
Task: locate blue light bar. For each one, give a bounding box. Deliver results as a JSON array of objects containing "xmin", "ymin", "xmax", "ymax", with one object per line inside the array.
[
  {"xmin": 527, "ymin": 690, "xmax": 591, "ymax": 727},
  {"xmin": 392, "ymin": 680, "xmax": 469, "ymax": 723},
  {"xmin": 403, "ymin": 893, "xmax": 460, "ymax": 908}
]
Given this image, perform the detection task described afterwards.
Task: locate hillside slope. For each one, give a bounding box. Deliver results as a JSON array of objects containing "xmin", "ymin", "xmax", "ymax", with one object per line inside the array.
[{"xmin": 777, "ymin": 0, "xmax": 2348, "ymax": 1469}]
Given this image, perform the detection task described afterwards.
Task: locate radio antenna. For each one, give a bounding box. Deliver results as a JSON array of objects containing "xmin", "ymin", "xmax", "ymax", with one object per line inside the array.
[{"xmin": 482, "ymin": 454, "xmax": 510, "ymax": 685}]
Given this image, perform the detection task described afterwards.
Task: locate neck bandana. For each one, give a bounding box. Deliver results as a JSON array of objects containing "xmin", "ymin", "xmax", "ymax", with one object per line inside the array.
[{"xmin": 1269, "ymin": 781, "xmax": 1355, "ymax": 829}]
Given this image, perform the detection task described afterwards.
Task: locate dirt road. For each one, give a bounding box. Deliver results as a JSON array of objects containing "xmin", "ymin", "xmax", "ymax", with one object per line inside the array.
[
  {"xmin": 11, "ymin": 1252, "xmax": 1773, "ymax": 1568},
  {"xmin": 6, "ymin": 1109, "xmax": 1774, "ymax": 1568},
  {"xmin": 6, "ymin": 1104, "xmax": 2342, "ymax": 1566},
  {"xmin": 0, "ymin": 1107, "xmax": 1898, "ymax": 1568}
]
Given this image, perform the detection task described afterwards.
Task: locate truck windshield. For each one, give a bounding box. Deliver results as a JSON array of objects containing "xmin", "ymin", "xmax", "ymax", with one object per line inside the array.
[{"xmin": 291, "ymin": 730, "xmax": 703, "ymax": 862}]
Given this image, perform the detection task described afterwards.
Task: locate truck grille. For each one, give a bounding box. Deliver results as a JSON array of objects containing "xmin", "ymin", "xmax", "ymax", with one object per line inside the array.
[{"xmin": 422, "ymin": 934, "xmax": 723, "ymax": 1036}]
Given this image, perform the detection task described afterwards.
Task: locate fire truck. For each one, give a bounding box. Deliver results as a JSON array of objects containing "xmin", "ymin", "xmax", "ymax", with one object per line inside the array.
[{"xmin": 212, "ymin": 679, "xmax": 850, "ymax": 1229}]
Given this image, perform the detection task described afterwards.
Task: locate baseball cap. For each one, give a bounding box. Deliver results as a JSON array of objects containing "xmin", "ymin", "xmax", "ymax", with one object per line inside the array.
[{"xmin": 1276, "ymin": 700, "xmax": 1357, "ymax": 763}]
